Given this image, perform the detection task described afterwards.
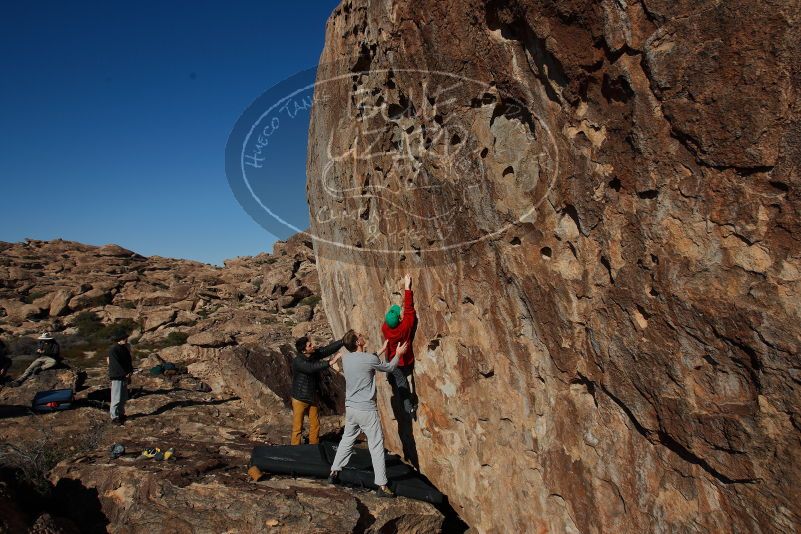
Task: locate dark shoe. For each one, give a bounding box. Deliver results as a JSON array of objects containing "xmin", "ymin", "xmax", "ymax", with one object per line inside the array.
[
  {"xmin": 327, "ymin": 471, "xmax": 340, "ymax": 486},
  {"xmin": 110, "ymin": 444, "xmax": 126, "ymax": 459},
  {"xmin": 375, "ymin": 485, "xmax": 395, "ymax": 498}
]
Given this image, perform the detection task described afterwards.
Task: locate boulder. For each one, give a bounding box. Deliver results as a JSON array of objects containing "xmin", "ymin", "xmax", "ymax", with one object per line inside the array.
[
  {"xmin": 48, "ymin": 289, "xmax": 73, "ymax": 317},
  {"xmin": 187, "ymin": 331, "xmax": 234, "ymax": 348},
  {"xmin": 102, "ymin": 305, "xmax": 138, "ymax": 322},
  {"xmin": 308, "ymin": 1, "xmax": 801, "ymax": 532},
  {"xmin": 142, "ymin": 309, "xmax": 177, "ymax": 331},
  {"xmin": 67, "ymin": 288, "xmax": 110, "ymax": 311},
  {"xmin": 0, "ymin": 300, "xmax": 46, "ymax": 323}
]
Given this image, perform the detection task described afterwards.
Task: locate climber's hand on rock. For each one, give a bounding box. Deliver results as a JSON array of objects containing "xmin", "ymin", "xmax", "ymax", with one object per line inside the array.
[{"xmin": 404, "ymin": 274, "xmax": 412, "ymax": 290}]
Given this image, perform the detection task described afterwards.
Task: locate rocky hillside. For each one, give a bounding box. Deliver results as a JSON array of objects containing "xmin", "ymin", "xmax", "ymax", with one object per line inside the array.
[
  {"xmin": 307, "ymin": 1, "xmax": 801, "ymax": 533},
  {"xmin": 0, "ymin": 235, "xmax": 341, "ymax": 413},
  {"xmin": 0, "ymin": 237, "xmax": 444, "ymax": 532}
]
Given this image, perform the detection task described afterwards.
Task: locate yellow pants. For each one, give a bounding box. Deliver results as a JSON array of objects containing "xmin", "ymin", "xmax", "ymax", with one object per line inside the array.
[{"xmin": 291, "ymin": 398, "xmax": 320, "ymax": 445}]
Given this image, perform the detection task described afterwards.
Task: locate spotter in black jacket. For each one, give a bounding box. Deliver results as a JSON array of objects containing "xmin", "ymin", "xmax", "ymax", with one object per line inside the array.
[{"xmin": 291, "ymin": 339, "xmax": 344, "ymax": 404}]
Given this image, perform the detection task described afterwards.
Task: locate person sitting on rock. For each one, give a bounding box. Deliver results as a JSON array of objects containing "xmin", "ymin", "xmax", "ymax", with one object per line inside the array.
[
  {"xmin": 290, "ymin": 333, "xmax": 346, "ymax": 445},
  {"xmin": 108, "ymin": 332, "xmax": 133, "ymax": 425},
  {"xmin": 11, "ymin": 332, "xmax": 62, "ymax": 386},
  {"xmin": 381, "ymin": 274, "xmax": 417, "ymax": 418},
  {"xmin": 328, "ymin": 332, "xmax": 408, "ymax": 498}
]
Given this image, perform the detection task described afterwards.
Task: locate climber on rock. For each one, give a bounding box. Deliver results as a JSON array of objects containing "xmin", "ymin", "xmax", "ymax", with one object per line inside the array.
[
  {"xmin": 290, "ymin": 333, "xmax": 346, "ymax": 445},
  {"xmin": 381, "ymin": 273, "xmax": 417, "ymax": 418},
  {"xmin": 328, "ymin": 331, "xmax": 408, "ymax": 498}
]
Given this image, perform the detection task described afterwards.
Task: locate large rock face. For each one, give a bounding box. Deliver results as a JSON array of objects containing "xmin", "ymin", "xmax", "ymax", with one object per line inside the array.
[{"xmin": 308, "ymin": 0, "xmax": 801, "ymax": 532}]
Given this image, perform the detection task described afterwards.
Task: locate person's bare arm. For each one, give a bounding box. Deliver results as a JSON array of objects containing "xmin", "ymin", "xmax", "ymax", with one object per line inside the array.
[{"xmin": 374, "ymin": 341, "xmax": 408, "ymax": 373}]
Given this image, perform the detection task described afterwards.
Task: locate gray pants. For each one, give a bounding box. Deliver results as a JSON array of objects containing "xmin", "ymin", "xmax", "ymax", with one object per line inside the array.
[
  {"xmin": 330, "ymin": 408, "xmax": 387, "ymax": 486},
  {"xmin": 17, "ymin": 356, "xmax": 58, "ymax": 382},
  {"xmin": 110, "ymin": 379, "xmax": 128, "ymax": 419},
  {"xmin": 387, "ymin": 365, "xmax": 415, "ymax": 414}
]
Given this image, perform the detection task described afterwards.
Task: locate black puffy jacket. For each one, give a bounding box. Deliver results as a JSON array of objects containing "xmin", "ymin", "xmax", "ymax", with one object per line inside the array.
[{"xmin": 291, "ymin": 339, "xmax": 344, "ymax": 404}]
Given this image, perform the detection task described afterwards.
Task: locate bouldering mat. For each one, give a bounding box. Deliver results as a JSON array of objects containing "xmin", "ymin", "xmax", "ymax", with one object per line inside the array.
[{"xmin": 250, "ymin": 443, "xmax": 443, "ymax": 504}]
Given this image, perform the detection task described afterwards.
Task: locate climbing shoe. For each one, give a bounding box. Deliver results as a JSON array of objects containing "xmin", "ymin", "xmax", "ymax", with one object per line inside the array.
[
  {"xmin": 141, "ymin": 447, "xmax": 160, "ymax": 459},
  {"xmin": 327, "ymin": 471, "xmax": 340, "ymax": 486},
  {"xmin": 110, "ymin": 444, "xmax": 126, "ymax": 459},
  {"xmin": 375, "ymin": 485, "xmax": 396, "ymax": 498}
]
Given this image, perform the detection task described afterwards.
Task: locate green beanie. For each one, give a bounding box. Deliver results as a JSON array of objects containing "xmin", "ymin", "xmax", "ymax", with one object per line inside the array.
[{"xmin": 385, "ymin": 305, "xmax": 401, "ymax": 328}]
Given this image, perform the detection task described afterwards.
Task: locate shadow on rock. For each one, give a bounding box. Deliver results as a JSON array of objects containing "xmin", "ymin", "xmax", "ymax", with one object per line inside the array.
[
  {"xmin": 128, "ymin": 396, "xmax": 240, "ymax": 419},
  {"xmin": 50, "ymin": 478, "xmax": 109, "ymax": 533},
  {"xmin": 0, "ymin": 405, "xmax": 33, "ymax": 419}
]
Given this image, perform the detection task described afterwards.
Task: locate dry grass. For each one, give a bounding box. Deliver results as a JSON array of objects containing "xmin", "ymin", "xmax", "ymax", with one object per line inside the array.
[{"xmin": 0, "ymin": 418, "xmax": 105, "ymax": 495}]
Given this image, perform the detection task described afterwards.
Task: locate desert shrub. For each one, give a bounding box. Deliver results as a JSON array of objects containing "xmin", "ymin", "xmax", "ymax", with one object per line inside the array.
[
  {"xmin": 0, "ymin": 419, "xmax": 104, "ymax": 496},
  {"xmin": 74, "ymin": 313, "xmax": 137, "ymax": 343},
  {"xmin": 136, "ymin": 331, "xmax": 188, "ymax": 352},
  {"xmin": 73, "ymin": 311, "xmax": 103, "ymax": 337},
  {"xmin": 300, "ymin": 295, "xmax": 322, "ymax": 307},
  {"xmin": 164, "ymin": 331, "xmax": 189, "ymax": 347},
  {"xmin": 61, "ymin": 314, "xmax": 140, "ymax": 360}
]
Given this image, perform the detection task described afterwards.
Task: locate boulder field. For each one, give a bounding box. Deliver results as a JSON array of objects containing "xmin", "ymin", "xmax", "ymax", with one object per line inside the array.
[
  {"xmin": 307, "ymin": 0, "xmax": 801, "ymax": 532},
  {"xmin": 0, "ymin": 237, "xmax": 443, "ymax": 533}
]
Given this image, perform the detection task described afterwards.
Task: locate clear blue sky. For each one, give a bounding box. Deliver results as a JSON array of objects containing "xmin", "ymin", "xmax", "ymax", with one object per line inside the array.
[{"xmin": 0, "ymin": 0, "xmax": 339, "ymax": 265}]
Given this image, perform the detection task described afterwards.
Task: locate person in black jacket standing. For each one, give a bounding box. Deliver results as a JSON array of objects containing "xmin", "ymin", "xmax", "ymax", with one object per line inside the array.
[
  {"xmin": 108, "ymin": 332, "xmax": 133, "ymax": 425},
  {"xmin": 290, "ymin": 332, "xmax": 349, "ymax": 445}
]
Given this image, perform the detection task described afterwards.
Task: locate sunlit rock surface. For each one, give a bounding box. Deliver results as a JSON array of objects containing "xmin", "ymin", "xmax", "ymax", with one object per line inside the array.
[{"xmin": 307, "ymin": 0, "xmax": 801, "ymax": 532}]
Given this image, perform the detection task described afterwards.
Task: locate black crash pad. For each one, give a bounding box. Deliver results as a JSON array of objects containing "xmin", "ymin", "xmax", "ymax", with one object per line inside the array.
[{"xmin": 250, "ymin": 443, "xmax": 443, "ymax": 504}]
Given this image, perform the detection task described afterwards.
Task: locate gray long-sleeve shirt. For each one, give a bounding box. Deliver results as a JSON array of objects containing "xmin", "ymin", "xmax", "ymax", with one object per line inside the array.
[{"xmin": 341, "ymin": 351, "xmax": 400, "ymax": 411}]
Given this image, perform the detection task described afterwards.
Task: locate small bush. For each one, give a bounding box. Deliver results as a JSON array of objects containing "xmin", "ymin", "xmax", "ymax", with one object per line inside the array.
[
  {"xmin": 300, "ymin": 295, "xmax": 322, "ymax": 308},
  {"xmin": 164, "ymin": 331, "xmax": 189, "ymax": 347},
  {"xmin": 0, "ymin": 419, "xmax": 105, "ymax": 496},
  {"xmin": 74, "ymin": 311, "xmax": 103, "ymax": 337}
]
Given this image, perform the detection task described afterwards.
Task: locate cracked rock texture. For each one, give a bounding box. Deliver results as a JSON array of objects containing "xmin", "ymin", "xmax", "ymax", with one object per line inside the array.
[{"xmin": 308, "ymin": 0, "xmax": 801, "ymax": 532}]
